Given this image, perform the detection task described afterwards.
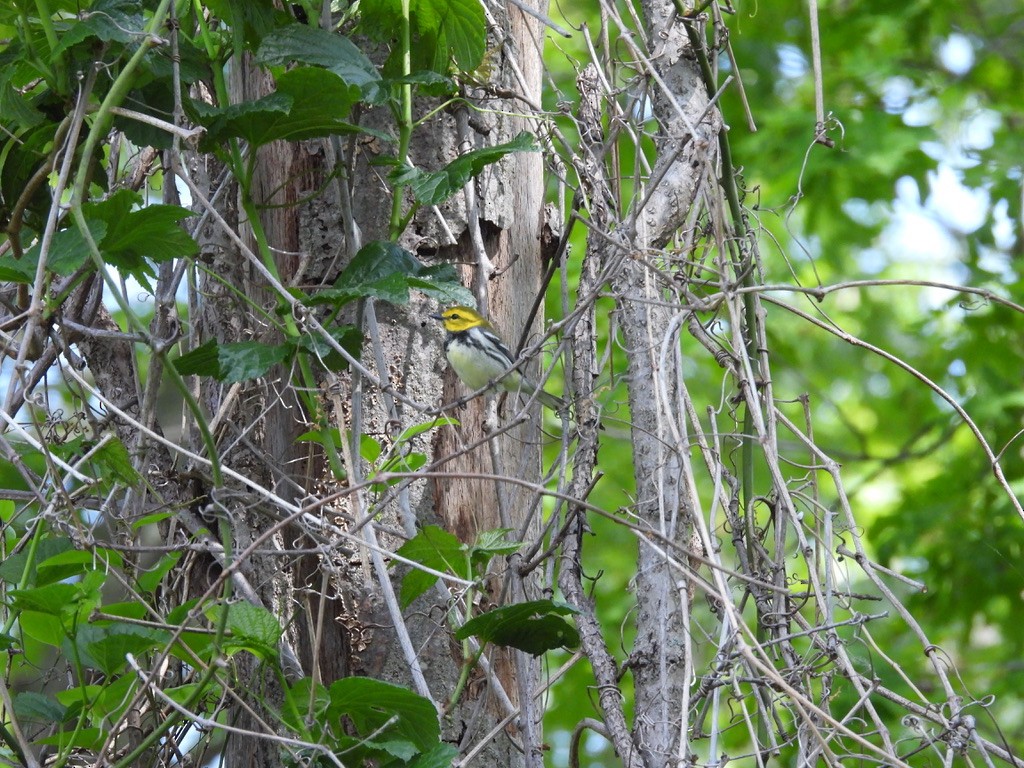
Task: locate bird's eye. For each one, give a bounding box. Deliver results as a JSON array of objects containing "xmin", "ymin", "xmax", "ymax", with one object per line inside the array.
[{"xmin": 451, "ymin": 313, "xmax": 460, "ymax": 319}]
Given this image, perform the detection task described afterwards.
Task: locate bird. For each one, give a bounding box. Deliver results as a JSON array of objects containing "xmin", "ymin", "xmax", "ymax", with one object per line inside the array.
[{"xmin": 430, "ymin": 305, "xmax": 566, "ymax": 411}]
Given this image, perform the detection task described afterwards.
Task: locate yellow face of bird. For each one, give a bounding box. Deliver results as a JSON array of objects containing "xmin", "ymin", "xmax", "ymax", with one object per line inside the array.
[{"xmin": 434, "ymin": 306, "xmax": 488, "ymax": 333}]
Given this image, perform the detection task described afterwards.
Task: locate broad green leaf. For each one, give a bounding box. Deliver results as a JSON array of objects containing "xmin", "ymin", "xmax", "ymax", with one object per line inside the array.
[
  {"xmin": 99, "ymin": 601, "xmax": 148, "ymax": 620},
  {"xmin": 36, "ymin": 547, "xmax": 124, "ymax": 583},
  {"xmin": 327, "ymin": 677, "xmax": 440, "ymax": 752},
  {"xmin": 20, "ymin": 218, "xmax": 107, "ymax": 277},
  {"xmin": 332, "ymin": 241, "xmax": 424, "ymax": 304},
  {"xmin": 313, "ymin": 241, "xmax": 470, "ymax": 307},
  {"xmin": 52, "ymin": 434, "xmax": 141, "ymax": 488},
  {"xmin": 393, "ymin": 525, "xmax": 466, "ymax": 608},
  {"xmin": 137, "ymin": 551, "xmax": 182, "ymax": 594},
  {"xmin": 379, "ymin": 452, "xmax": 427, "ymax": 473},
  {"xmin": 202, "ymin": 0, "xmax": 283, "ymax": 50},
  {"xmin": 297, "ymin": 427, "xmax": 344, "ymax": 448},
  {"xmin": 397, "ymin": 132, "xmax": 537, "ymax": 206},
  {"xmin": 0, "ymin": 536, "xmax": 75, "ymax": 585},
  {"xmin": 217, "ymin": 341, "xmax": 292, "ymax": 383},
  {"xmin": 257, "ymin": 25, "xmax": 383, "ymax": 100},
  {"xmin": 0, "ymin": 260, "xmax": 37, "ymax": 283},
  {"xmin": 284, "ymin": 677, "xmax": 330, "ymax": 730},
  {"xmin": 409, "ymin": 743, "xmax": 460, "ymax": 768},
  {"xmin": 425, "ymin": 0, "xmax": 486, "ymax": 71},
  {"xmin": 13, "ymin": 691, "xmax": 67, "ymax": 723},
  {"xmin": 298, "ymin": 324, "xmax": 362, "ymax": 372},
  {"xmin": 194, "ymin": 92, "xmax": 293, "ymax": 146},
  {"xmin": 196, "ymin": 68, "xmax": 366, "ymax": 147},
  {"xmin": 90, "ymin": 437, "xmax": 143, "ymax": 487},
  {"xmin": 0, "ymin": 67, "xmax": 44, "ymax": 129},
  {"xmin": 0, "ymin": 441, "xmax": 46, "ymax": 494},
  {"xmin": 360, "ymin": 433, "xmax": 383, "ymax": 463},
  {"xmin": 173, "ymin": 339, "xmax": 292, "ymax": 384},
  {"xmin": 7, "ymin": 583, "xmax": 83, "ymax": 616},
  {"xmin": 363, "ymin": 0, "xmax": 485, "ymax": 73},
  {"xmin": 0, "ymin": 122, "xmax": 60, "ymax": 231},
  {"xmin": 35, "ymin": 727, "xmax": 105, "ymax": 750},
  {"xmin": 68, "ymin": 624, "xmax": 168, "ymax": 677},
  {"xmin": 206, "ymin": 602, "xmax": 283, "ymax": 660},
  {"xmin": 52, "ymin": 0, "xmax": 145, "ymax": 54},
  {"xmin": 85, "ymin": 191, "xmax": 198, "ymax": 267},
  {"xmin": 455, "ymin": 599, "xmax": 580, "ymax": 655},
  {"xmin": 18, "ymin": 611, "xmax": 65, "ymax": 646},
  {"xmin": 407, "ymin": 265, "xmax": 476, "ymax": 305},
  {"xmin": 469, "ymin": 528, "xmax": 521, "ymax": 574},
  {"xmin": 167, "ymin": 599, "xmax": 216, "ymax": 661}
]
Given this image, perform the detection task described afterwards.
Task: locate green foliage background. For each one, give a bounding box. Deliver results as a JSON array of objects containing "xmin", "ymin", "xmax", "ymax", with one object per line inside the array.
[{"xmin": 541, "ymin": 0, "xmax": 1024, "ymax": 763}]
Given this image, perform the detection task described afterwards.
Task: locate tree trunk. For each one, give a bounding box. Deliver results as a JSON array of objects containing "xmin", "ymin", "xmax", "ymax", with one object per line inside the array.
[{"xmin": 184, "ymin": 5, "xmax": 549, "ymax": 766}]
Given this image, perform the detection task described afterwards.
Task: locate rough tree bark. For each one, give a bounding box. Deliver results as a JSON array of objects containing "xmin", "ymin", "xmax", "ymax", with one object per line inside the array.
[{"xmin": 181, "ymin": 4, "xmax": 549, "ymax": 766}]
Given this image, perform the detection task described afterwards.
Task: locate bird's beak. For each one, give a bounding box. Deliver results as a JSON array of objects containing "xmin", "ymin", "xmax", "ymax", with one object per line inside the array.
[{"xmin": 428, "ymin": 312, "xmax": 443, "ymax": 321}]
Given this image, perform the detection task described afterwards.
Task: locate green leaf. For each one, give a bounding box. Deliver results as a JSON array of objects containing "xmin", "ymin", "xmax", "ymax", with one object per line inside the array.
[
  {"xmin": 397, "ymin": 132, "xmax": 537, "ymax": 206},
  {"xmin": 327, "ymin": 677, "xmax": 440, "ymax": 752},
  {"xmin": 426, "ymin": 0, "xmax": 486, "ymax": 71},
  {"xmin": 0, "ymin": 122, "xmax": 60, "ymax": 232},
  {"xmin": 365, "ymin": 0, "xmax": 485, "ymax": 73},
  {"xmin": 0, "ymin": 68, "xmax": 44, "ymax": 130},
  {"xmin": 0, "ymin": 536, "xmax": 75, "ymax": 585},
  {"xmin": 0, "ymin": 259, "xmax": 36, "ymax": 283},
  {"xmin": 409, "ymin": 743, "xmax": 460, "ymax": 768},
  {"xmin": 333, "ymin": 241, "xmax": 424, "ymax": 304},
  {"xmin": 469, "ymin": 528, "xmax": 521, "ymax": 574},
  {"xmin": 137, "ymin": 551, "xmax": 182, "ymax": 594},
  {"xmin": 91, "ymin": 437, "xmax": 143, "ymax": 487},
  {"xmin": 455, "ymin": 599, "xmax": 580, "ymax": 655},
  {"xmin": 395, "ymin": 416, "xmax": 460, "ymax": 443},
  {"xmin": 313, "ymin": 241, "xmax": 469, "ymax": 308},
  {"xmin": 173, "ymin": 339, "xmax": 292, "ymax": 384},
  {"xmin": 99, "ymin": 602, "xmax": 148, "ymax": 621},
  {"xmin": 360, "ymin": 434, "xmax": 383, "ymax": 463},
  {"xmin": 284, "ymin": 678, "xmax": 331, "ymax": 730},
  {"xmin": 407, "ymin": 264, "xmax": 475, "ymax": 305},
  {"xmin": 53, "ymin": 434, "xmax": 142, "ymax": 488},
  {"xmin": 298, "ymin": 324, "xmax": 362, "ymax": 372},
  {"xmin": 297, "ymin": 427, "xmax": 343, "ymax": 447},
  {"xmin": 35, "ymin": 727, "xmax": 105, "ymax": 750},
  {"xmin": 393, "ymin": 525, "xmax": 467, "ymax": 609},
  {"xmin": 7, "ymin": 583, "xmax": 84, "ymax": 616},
  {"xmin": 196, "ymin": 68, "xmax": 367, "ymax": 147},
  {"xmin": 36, "ymin": 547, "xmax": 124, "ymax": 583},
  {"xmin": 13, "ymin": 691, "xmax": 67, "ymax": 724},
  {"xmin": 206, "ymin": 602, "xmax": 283, "ymax": 660},
  {"xmin": 203, "ymin": 0, "xmax": 284, "ymax": 50},
  {"xmin": 3, "ymin": 443, "xmax": 49, "ymax": 489},
  {"xmin": 18, "ymin": 611, "xmax": 65, "ymax": 646},
  {"xmin": 193, "ymin": 92, "xmax": 292, "ymax": 146},
  {"xmin": 53, "ymin": 0, "xmax": 145, "ymax": 54},
  {"xmin": 85, "ymin": 191, "xmax": 198, "ymax": 269},
  {"xmin": 388, "ymin": 70, "xmax": 457, "ymax": 97},
  {"xmin": 66, "ymin": 623, "xmax": 168, "ymax": 677},
  {"xmin": 20, "ymin": 218, "xmax": 107, "ymax": 277},
  {"xmin": 257, "ymin": 25, "xmax": 383, "ymax": 100}
]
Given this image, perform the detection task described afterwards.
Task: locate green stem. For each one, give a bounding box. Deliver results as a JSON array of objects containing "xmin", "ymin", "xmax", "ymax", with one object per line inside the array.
[
  {"xmin": 389, "ymin": 0, "xmax": 414, "ymax": 240},
  {"xmin": 31, "ymin": 0, "xmax": 65, "ymax": 91}
]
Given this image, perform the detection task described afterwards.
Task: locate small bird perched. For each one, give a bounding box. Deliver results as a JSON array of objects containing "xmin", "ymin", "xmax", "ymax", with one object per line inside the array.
[{"xmin": 430, "ymin": 305, "xmax": 565, "ymax": 411}]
